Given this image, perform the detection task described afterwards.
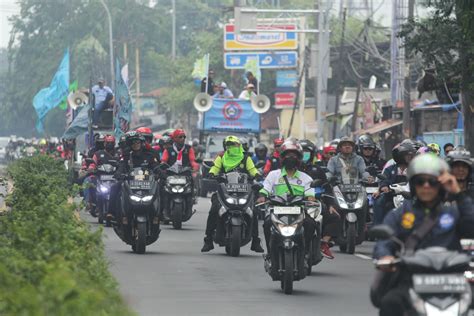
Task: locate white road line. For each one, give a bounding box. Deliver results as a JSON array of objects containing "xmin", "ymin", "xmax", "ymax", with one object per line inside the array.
[{"xmin": 354, "ymin": 253, "xmax": 372, "ymax": 260}]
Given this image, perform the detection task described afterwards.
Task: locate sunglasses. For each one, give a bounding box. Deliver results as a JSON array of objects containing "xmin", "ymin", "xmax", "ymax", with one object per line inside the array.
[
  {"xmin": 413, "ymin": 176, "xmax": 440, "ymax": 187},
  {"xmin": 363, "ymin": 147, "xmax": 375, "ymax": 150},
  {"xmin": 177, "ymin": 135, "xmax": 186, "ymax": 139},
  {"xmin": 327, "ymin": 152, "xmax": 336, "ymax": 156}
]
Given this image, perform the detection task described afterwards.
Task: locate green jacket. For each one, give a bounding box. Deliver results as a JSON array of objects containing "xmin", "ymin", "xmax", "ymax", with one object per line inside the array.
[{"xmin": 209, "ymin": 154, "xmax": 259, "ymax": 177}]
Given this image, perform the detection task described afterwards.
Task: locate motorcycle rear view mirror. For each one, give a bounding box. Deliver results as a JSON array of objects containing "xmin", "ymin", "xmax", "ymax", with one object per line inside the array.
[
  {"xmin": 251, "ymin": 182, "xmax": 263, "ymax": 191},
  {"xmin": 368, "ymin": 225, "xmax": 394, "ymax": 240},
  {"xmin": 195, "ymin": 158, "xmax": 203, "ymax": 164},
  {"xmin": 159, "ymin": 163, "xmax": 169, "ymax": 170},
  {"xmin": 376, "ymin": 173, "xmax": 387, "ymax": 181},
  {"xmin": 310, "ymin": 179, "xmax": 324, "ymax": 188},
  {"xmin": 329, "ymin": 176, "xmax": 338, "ymax": 185}
]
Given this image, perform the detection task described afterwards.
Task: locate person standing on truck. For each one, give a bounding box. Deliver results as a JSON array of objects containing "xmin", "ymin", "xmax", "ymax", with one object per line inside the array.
[
  {"xmin": 201, "ymin": 69, "xmax": 215, "ymax": 96},
  {"xmin": 91, "ymin": 78, "xmax": 114, "ymax": 126}
]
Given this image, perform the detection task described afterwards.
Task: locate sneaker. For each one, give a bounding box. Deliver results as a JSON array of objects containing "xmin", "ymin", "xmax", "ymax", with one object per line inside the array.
[
  {"xmin": 251, "ymin": 238, "xmax": 264, "ymax": 253},
  {"xmin": 201, "ymin": 237, "xmax": 214, "ymax": 252},
  {"xmin": 320, "ymin": 241, "xmax": 334, "ymax": 259}
]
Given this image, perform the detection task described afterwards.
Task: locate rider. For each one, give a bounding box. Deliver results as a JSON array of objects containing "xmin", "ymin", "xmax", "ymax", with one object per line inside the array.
[
  {"xmin": 356, "ymin": 134, "xmax": 386, "ymax": 172},
  {"xmin": 92, "ymin": 135, "xmax": 117, "ymax": 166},
  {"xmin": 316, "ymin": 145, "xmax": 337, "ymax": 168},
  {"xmin": 263, "ymin": 137, "xmax": 284, "ymax": 176},
  {"xmin": 252, "ymin": 143, "xmax": 269, "ymax": 167},
  {"xmin": 327, "ymin": 137, "xmax": 373, "ymax": 182},
  {"xmin": 161, "ymin": 129, "xmax": 199, "ymax": 171},
  {"xmin": 201, "ymin": 135, "xmax": 264, "ymax": 253},
  {"xmin": 110, "ymin": 131, "xmax": 159, "ymax": 219},
  {"xmin": 257, "ymin": 139, "xmax": 316, "ymax": 261},
  {"xmin": 136, "ymin": 127, "xmax": 160, "ymax": 161},
  {"xmin": 299, "ymin": 139, "xmax": 340, "ymax": 259},
  {"xmin": 372, "ymin": 154, "xmax": 474, "ymax": 316},
  {"xmin": 372, "ymin": 142, "xmax": 416, "ymax": 225},
  {"xmin": 446, "ymin": 149, "xmax": 473, "ymax": 197}
]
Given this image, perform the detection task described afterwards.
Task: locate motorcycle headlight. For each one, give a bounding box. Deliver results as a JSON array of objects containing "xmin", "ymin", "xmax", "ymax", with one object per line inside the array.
[
  {"xmin": 353, "ymin": 196, "xmax": 364, "ymax": 209},
  {"xmin": 99, "ymin": 185, "xmax": 109, "ymax": 193},
  {"xmin": 142, "ymin": 195, "xmax": 153, "ymax": 202},
  {"xmin": 238, "ymin": 198, "xmax": 247, "ymax": 205},
  {"xmin": 408, "ymin": 289, "xmax": 425, "ymax": 314},
  {"xmin": 130, "ymin": 195, "xmax": 141, "ymax": 202},
  {"xmin": 277, "ymin": 224, "xmax": 297, "ymax": 237},
  {"xmin": 226, "ymin": 197, "xmax": 237, "ymax": 204},
  {"xmin": 172, "ymin": 186, "xmax": 184, "ymax": 193}
]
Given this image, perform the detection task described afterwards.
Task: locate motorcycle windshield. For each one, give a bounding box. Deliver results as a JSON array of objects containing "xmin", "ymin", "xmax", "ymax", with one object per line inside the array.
[
  {"xmin": 167, "ymin": 164, "xmax": 191, "ymax": 175},
  {"xmin": 340, "ymin": 166, "xmax": 359, "ymax": 185},
  {"xmin": 225, "ymin": 172, "xmax": 248, "ymax": 185},
  {"xmin": 223, "ymin": 172, "xmax": 250, "ymax": 197}
]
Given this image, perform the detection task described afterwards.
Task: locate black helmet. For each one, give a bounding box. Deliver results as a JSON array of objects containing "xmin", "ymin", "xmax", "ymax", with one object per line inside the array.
[
  {"xmin": 255, "ymin": 143, "xmax": 268, "ymax": 156},
  {"xmin": 446, "ymin": 149, "xmax": 472, "ymax": 172},
  {"xmin": 299, "ymin": 139, "xmax": 316, "ymax": 152},
  {"xmin": 125, "ymin": 131, "xmax": 145, "ymax": 146},
  {"xmin": 337, "ymin": 136, "xmax": 355, "ymax": 151},
  {"xmin": 357, "ymin": 134, "xmax": 376, "ymax": 155},
  {"xmin": 240, "ymin": 137, "xmax": 249, "ymax": 152},
  {"xmin": 392, "ymin": 142, "xmax": 416, "ymax": 165}
]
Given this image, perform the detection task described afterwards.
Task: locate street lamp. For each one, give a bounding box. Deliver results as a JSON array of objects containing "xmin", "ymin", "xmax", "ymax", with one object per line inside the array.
[{"xmin": 99, "ymin": 0, "xmax": 114, "ymax": 88}]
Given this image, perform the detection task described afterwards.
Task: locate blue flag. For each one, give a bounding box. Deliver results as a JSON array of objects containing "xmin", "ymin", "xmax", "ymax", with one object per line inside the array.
[
  {"xmin": 114, "ymin": 59, "xmax": 133, "ymax": 141},
  {"xmin": 33, "ymin": 49, "xmax": 70, "ymax": 133},
  {"xmin": 62, "ymin": 105, "xmax": 90, "ymax": 140}
]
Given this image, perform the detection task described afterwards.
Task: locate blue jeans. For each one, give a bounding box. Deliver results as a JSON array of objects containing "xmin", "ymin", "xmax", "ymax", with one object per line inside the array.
[
  {"xmin": 373, "ymin": 193, "xmax": 394, "ymax": 225},
  {"xmin": 93, "ymin": 101, "xmax": 107, "ymax": 124},
  {"xmin": 83, "ymin": 175, "xmax": 97, "ymax": 205}
]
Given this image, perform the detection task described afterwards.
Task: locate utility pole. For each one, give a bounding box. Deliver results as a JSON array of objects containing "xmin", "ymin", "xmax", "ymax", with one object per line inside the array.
[
  {"xmin": 332, "ymin": 7, "xmax": 347, "ymax": 139},
  {"xmin": 99, "ymin": 0, "xmax": 114, "ymax": 88},
  {"xmin": 171, "ymin": 0, "xmax": 176, "ymax": 60},
  {"xmin": 402, "ymin": 0, "xmax": 415, "ymax": 138},
  {"xmin": 135, "ymin": 46, "xmax": 140, "ymax": 115}
]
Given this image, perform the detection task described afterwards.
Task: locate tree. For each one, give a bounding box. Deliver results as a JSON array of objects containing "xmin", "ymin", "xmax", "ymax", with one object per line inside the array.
[{"xmin": 403, "ymin": 0, "xmax": 474, "ymax": 151}]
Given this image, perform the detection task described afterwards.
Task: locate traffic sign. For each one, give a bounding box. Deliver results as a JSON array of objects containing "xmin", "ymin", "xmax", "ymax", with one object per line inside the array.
[
  {"xmin": 274, "ymin": 92, "xmax": 296, "ymax": 109},
  {"xmin": 224, "ymin": 24, "xmax": 298, "ymax": 51},
  {"xmin": 224, "ymin": 52, "xmax": 298, "ymax": 69},
  {"xmin": 276, "ymin": 70, "xmax": 298, "ymax": 87}
]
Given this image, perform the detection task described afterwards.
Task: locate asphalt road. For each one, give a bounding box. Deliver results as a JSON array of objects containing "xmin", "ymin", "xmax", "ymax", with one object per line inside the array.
[{"xmin": 89, "ymin": 197, "xmax": 378, "ymax": 316}]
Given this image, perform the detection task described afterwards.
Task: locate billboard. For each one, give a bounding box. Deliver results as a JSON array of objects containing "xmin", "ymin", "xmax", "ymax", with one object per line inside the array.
[
  {"xmin": 203, "ymin": 99, "xmax": 260, "ymax": 133},
  {"xmin": 224, "ymin": 51, "xmax": 298, "ymax": 69},
  {"xmin": 224, "ymin": 24, "xmax": 298, "ymax": 51}
]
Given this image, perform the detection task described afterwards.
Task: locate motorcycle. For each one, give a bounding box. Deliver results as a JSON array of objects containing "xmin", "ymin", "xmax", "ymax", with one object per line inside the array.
[
  {"xmin": 262, "ymin": 189, "xmax": 321, "ymax": 294},
  {"xmin": 214, "ymin": 171, "xmax": 258, "ymax": 257},
  {"xmin": 370, "ymin": 225, "xmax": 472, "ymax": 315},
  {"xmin": 327, "ymin": 166, "xmax": 368, "ymax": 254},
  {"xmin": 114, "ymin": 165, "xmax": 161, "ymax": 254},
  {"xmin": 161, "ymin": 164, "xmax": 195, "ymax": 229},
  {"xmin": 95, "ymin": 162, "xmax": 116, "ymax": 226}
]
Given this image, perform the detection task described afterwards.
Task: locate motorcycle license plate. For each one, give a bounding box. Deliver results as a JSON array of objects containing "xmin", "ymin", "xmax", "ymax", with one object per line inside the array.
[
  {"xmin": 100, "ymin": 174, "xmax": 115, "ymax": 181},
  {"xmin": 365, "ymin": 187, "xmax": 378, "ymax": 194},
  {"xmin": 273, "ymin": 206, "xmax": 301, "ymax": 215},
  {"xmin": 226, "ymin": 183, "xmax": 249, "ymax": 193},
  {"xmin": 412, "ymin": 274, "xmax": 468, "ymax": 293},
  {"xmin": 129, "ymin": 180, "xmax": 151, "ymax": 190},
  {"xmin": 340, "ymin": 184, "xmax": 362, "ymax": 193}
]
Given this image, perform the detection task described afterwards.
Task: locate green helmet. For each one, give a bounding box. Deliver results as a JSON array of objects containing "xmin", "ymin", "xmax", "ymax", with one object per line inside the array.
[{"xmin": 407, "ymin": 154, "xmax": 449, "ymax": 181}]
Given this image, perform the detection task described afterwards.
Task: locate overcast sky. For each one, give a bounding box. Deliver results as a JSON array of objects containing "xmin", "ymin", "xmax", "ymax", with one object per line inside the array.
[{"xmin": 0, "ymin": 0, "xmax": 411, "ymax": 49}]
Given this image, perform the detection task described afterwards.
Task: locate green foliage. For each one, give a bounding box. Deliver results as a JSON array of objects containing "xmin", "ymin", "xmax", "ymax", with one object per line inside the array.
[{"xmin": 0, "ymin": 156, "xmax": 133, "ymax": 316}]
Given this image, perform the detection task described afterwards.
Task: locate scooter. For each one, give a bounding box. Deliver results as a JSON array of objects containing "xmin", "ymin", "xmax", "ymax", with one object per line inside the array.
[
  {"xmin": 370, "ymin": 225, "xmax": 472, "ymax": 315},
  {"xmin": 95, "ymin": 162, "xmax": 116, "ymax": 226}
]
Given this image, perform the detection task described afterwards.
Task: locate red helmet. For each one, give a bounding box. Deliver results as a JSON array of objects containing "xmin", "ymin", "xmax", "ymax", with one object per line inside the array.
[
  {"xmin": 136, "ymin": 127, "xmax": 153, "ymax": 143},
  {"xmin": 280, "ymin": 139, "xmax": 303, "ymax": 158},
  {"xmin": 171, "ymin": 129, "xmax": 186, "ymax": 141},
  {"xmin": 104, "ymin": 135, "xmax": 115, "ymax": 143},
  {"xmin": 273, "ymin": 137, "xmax": 284, "ymax": 147}
]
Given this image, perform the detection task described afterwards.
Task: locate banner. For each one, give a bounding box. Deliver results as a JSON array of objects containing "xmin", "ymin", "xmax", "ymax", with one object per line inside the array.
[
  {"xmin": 203, "ymin": 99, "xmax": 260, "ymax": 133},
  {"xmin": 33, "ymin": 49, "xmax": 70, "ymax": 133},
  {"xmin": 62, "ymin": 105, "xmax": 90, "ymax": 140},
  {"xmin": 114, "ymin": 59, "xmax": 133, "ymax": 141},
  {"xmin": 58, "ymin": 80, "xmax": 78, "ymax": 110}
]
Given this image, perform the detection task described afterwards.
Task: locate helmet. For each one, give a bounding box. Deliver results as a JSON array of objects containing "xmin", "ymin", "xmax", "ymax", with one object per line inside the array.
[
  {"xmin": 119, "ymin": 134, "xmax": 127, "ymax": 149},
  {"xmin": 255, "ymin": 143, "xmax": 268, "ymax": 156},
  {"xmin": 273, "ymin": 137, "xmax": 284, "ymax": 147},
  {"xmin": 337, "ymin": 136, "xmax": 355, "ymax": 151},
  {"xmin": 125, "ymin": 131, "xmax": 145, "ymax": 146},
  {"xmin": 357, "ymin": 134, "xmax": 376, "ymax": 149},
  {"xmin": 416, "ymin": 146, "xmax": 433, "ymax": 155},
  {"xmin": 240, "ymin": 137, "xmax": 249, "ymax": 152},
  {"xmin": 407, "ymin": 154, "xmax": 449, "ymax": 181},
  {"xmin": 136, "ymin": 127, "xmax": 153, "ymax": 143},
  {"xmin": 192, "ymin": 138, "xmax": 200, "ymax": 147},
  {"xmin": 162, "ymin": 135, "xmax": 173, "ymax": 145},
  {"xmin": 323, "ymin": 145, "xmax": 336, "ymax": 155},
  {"xmin": 299, "ymin": 139, "xmax": 315, "ymax": 163},
  {"xmin": 413, "ymin": 140, "xmax": 426, "ymax": 151},
  {"xmin": 104, "ymin": 135, "xmax": 115, "ymax": 143},
  {"xmin": 280, "ymin": 139, "xmax": 303, "ymax": 159},
  {"xmin": 446, "ymin": 149, "xmax": 472, "ymax": 172},
  {"xmin": 392, "ymin": 142, "xmax": 416, "ymax": 165},
  {"xmin": 427, "ymin": 143, "xmax": 441, "ymax": 156},
  {"xmin": 223, "ymin": 135, "xmax": 241, "ymax": 150},
  {"xmin": 39, "ymin": 138, "xmax": 47, "ymax": 146},
  {"xmin": 171, "ymin": 129, "xmax": 186, "ymax": 141}
]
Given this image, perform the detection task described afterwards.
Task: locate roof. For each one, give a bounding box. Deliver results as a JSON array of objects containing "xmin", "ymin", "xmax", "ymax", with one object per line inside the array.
[{"xmin": 353, "ymin": 119, "xmax": 402, "ymax": 135}]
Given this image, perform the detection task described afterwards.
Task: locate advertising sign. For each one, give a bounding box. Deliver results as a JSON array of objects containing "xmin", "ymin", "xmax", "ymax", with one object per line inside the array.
[
  {"xmin": 203, "ymin": 99, "xmax": 260, "ymax": 133},
  {"xmin": 224, "ymin": 24, "xmax": 298, "ymax": 51},
  {"xmin": 224, "ymin": 51, "xmax": 298, "ymax": 69},
  {"xmin": 274, "ymin": 92, "xmax": 296, "ymax": 109},
  {"xmin": 276, "ymin": 70, "xmax": 298, "ymax": 87}
]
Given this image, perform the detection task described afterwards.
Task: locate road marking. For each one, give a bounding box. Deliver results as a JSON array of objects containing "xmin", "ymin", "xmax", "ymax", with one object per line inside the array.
[{"xmin": 354, "ymin": 253, "xmax": 372, "ymax": 260}]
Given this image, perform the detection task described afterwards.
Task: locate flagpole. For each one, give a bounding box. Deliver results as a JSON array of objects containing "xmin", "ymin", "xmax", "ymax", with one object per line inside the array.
[
  {"xmin": 100, "ymin": 0, "xmax": 114, "ymax": 89},
  {"xmin": 205, "ymin": 53, "xmax": 210, "ymax": 94}
]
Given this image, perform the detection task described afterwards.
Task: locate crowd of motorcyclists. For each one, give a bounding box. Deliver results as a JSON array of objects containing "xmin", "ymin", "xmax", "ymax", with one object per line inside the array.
[{"xmin": 7, "ymin": 126, "xmax": 474, "ymax": 314}]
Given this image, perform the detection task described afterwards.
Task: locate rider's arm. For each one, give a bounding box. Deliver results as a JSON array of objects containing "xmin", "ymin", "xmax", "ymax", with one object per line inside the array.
[
  {"xmin": 188, "ymin": 147, "xmax": 199, "ymax": 171},
  {"xmin": 326, "ymin": 157, "xmax": 336, "ymax": 178},
  {"xmin": 161, "ymin": 149, "xmax": 169, "ymax": 164},
  {"xmin": 209, "ymin": 155, "xmax": 223, "ymax": 176},
  {"xmin": 263, "ymin": 159, "xmax": 271, "ymax": 176},
  {"xmin": 358, "ymin": 156, "xmax": 370, "ymax": 180},
  {"xmin": 373, "ymin": 208, "xmax": 403, "ymax": 259},
  {"xmin": 245, "ymin": 156, "xmax": 259, "ymax": 178},
  {"xmin": 455, "ymin": 193, "xmax": 474, "ymax": 238},
  {"xmin": 259, "ymin": 171, "xmax": 277, "ymax": 197},
  {"xmin": 303, "ymin": 175, "xmax": 315, "ymax": 198}
]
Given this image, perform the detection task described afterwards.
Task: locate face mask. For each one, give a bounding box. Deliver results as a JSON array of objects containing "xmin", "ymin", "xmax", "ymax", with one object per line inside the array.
[
  {"xmin": 283, "ymin": 158, "xmax": 298, "ymax": 170},
  {"xmin": 227, "ymin": 146, "xmax": 241, "ymax": 156},
  {"xmin": 303, "ymin": 152, "xmax": 311, "ymax": 163},
  {"xmin": 105, "ymin": 144, "xmax": 114, "ymax": 151}
]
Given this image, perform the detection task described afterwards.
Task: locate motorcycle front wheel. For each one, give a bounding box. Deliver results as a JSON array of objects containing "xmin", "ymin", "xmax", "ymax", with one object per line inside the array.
[
  {"xmin": 281, "ymin": 249, "xmax": 294, "ymax": 294},
  {"xmin": 134, "ymin": 222, "xmax": 147, "ymax": 254},
  {"xmin": 229, "ymin": 225, "xmax": 241, "ymax": 257}
]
